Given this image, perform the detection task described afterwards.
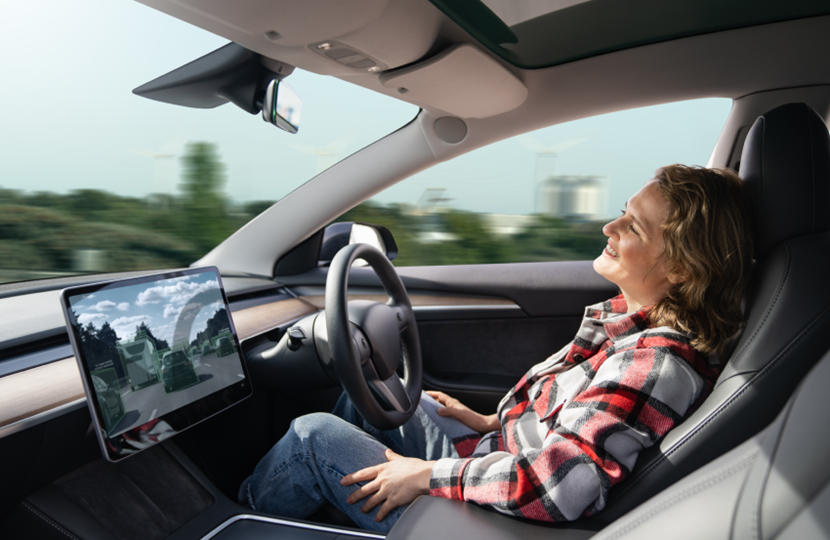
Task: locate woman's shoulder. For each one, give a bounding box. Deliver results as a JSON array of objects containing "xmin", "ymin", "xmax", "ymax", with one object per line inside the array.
[{"xmin": 632, "ymin": 325, "xmax": 718, "ymax": 384}]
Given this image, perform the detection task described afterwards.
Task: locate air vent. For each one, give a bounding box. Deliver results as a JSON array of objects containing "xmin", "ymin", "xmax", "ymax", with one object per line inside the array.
[{"xmin": 311, "ymin": 41, "xmax": 387, "ymax": 73}]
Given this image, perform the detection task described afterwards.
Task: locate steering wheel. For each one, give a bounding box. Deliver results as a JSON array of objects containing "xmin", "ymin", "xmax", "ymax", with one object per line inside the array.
[{"xmin": 324, "ymin": 243, "xmax": 422, "ymax": 430}]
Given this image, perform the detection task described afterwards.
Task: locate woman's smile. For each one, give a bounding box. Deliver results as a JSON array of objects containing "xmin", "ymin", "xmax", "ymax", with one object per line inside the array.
[{"xmin": 604, "ymin": 243, "xmax": 620, "ymax": 258}]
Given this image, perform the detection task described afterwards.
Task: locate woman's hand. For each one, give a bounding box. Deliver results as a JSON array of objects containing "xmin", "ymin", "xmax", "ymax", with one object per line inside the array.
[
  {"xmin": 426, "ymin": 390, "xmax": 501, "ymax": 434},
  {"xmin": 341, "ymin": 449, "xmax": 435, "ymax": 522}
]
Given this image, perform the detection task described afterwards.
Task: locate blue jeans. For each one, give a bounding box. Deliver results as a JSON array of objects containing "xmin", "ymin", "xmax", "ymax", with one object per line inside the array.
[{"xmin": 238, "ymin": 391, "xmax": 471, "ymax": 532}]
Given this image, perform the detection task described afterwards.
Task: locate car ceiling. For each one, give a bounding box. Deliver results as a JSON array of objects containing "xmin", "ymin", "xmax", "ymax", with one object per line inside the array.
[{"xmin": 136, "ymin": 0, "xmax": 830, "ymax": 130}]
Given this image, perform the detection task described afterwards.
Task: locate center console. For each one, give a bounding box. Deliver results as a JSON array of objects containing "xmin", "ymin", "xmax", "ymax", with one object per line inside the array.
[{"xmin": 0, "ymin": 439, "xmax": 380, "ymax": 540}]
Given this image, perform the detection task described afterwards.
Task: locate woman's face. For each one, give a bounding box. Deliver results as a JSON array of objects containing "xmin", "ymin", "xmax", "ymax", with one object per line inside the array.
[{"xmin": 593, "ymin": 180, "xmax": 683, "ymax": 312}]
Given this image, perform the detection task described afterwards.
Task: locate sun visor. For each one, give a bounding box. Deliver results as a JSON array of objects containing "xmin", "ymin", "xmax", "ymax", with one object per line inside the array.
[{"xmin": 379, "ymin": 44, "xmax": 527, "ymax": 118}]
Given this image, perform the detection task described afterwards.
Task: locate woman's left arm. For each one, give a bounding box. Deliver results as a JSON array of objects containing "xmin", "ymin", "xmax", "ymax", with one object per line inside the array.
[
  {"xmin": 430, "ymin": 347, "xmax": 706, "ymax": 520},
  {"xmin": 341, "ymin": 449, "xmax": 436, "ymax": 522}
]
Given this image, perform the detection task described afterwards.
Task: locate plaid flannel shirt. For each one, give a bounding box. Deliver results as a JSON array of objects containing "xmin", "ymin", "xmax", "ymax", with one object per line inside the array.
[{"xmin": 429, "ymin": 295, "xmax": 718, "ymax": 521}]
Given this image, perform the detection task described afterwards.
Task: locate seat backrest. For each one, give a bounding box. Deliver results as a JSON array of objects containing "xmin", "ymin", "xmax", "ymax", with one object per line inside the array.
[
  {"xmin": 594, "ymin": 102, "xmax": 830, "ymax": 523},
  {"xmin": 592, "ymin": 344, "xmax": 830, "ymax": 540}
]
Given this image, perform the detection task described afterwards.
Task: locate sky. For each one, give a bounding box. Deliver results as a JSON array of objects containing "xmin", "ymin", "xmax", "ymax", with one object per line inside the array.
[
  {"xmin": 0, "ymin": 0, "xmax": 417, "ymax": 203},
  {"xmin": 0, "ymin": 0, "xmax": 732, "ymax": 218},
  {"xmin": 69, "ymin": 271, "xmax": 224, "ymax": 346}
]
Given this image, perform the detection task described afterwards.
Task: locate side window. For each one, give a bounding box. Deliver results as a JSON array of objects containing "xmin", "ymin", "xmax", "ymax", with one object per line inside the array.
[{"xmin": 339, "ymin": 99, "xmax": 732, "ymax": 266}]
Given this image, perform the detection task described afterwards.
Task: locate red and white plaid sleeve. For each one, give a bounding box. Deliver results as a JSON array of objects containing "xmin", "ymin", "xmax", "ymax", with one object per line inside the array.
[{"xmin": 429, "ymin": 330, "xmax": 709, "ymax": 521}]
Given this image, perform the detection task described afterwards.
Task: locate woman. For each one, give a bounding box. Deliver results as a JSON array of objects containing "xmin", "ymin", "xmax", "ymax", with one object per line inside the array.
[{"xmin": 239, "ymin": 164, "xmax": 753, "ymax": 532}]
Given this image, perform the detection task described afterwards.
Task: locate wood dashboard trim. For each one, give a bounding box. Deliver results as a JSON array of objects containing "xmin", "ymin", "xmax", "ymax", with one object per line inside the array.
[
  {"xmin": 0, "ymin": 358, "xmax": 86, "ymax": 429},
  {"xmin": 231, "ymin": 297, "xmax": 317, "ymax": 341}
]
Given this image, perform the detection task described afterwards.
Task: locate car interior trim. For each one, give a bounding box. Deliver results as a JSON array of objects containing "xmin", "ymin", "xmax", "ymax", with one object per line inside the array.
[
  {"xmin": 299, "ymin": 293, "xmax": 519, "ymax": 310},
  {"xmin": 708, "ymin": 84, "xmax": 830, "ymax": 169},
  {"xmin": 411, "ymin": 304, "xmax": 521, "ymax": 311},
  {"xmin": 200, "ymin": 514, "xmax": 386, "ymax": 540},
  {"xmin": 0, "ymin": 358, "xmax": 86, "ymax": 433},
  {"xmin": 378, "ymin": 43, "xmax": 528, "ymax": 119},
  {"xmin": 0, "ymin": 344, "xmax": 73, "ymax": 378},
  {"xmin": 0, "ymin": 397, "xmax": 86, "ymax": 441},
  {"xmin": 229, "ymin": 297, "xmax": 319, "ymax": 341}
]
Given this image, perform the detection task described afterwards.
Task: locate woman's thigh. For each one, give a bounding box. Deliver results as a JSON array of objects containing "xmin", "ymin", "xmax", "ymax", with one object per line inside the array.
[{"xmin": 244, "ymin": 412, "xmax": 407, "ymax": 532}]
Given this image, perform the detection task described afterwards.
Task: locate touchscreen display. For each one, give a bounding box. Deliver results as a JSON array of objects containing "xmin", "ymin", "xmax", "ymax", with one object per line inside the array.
[{"xmin": 61, "ymin": 267, "xmax": 251, "ymax": 461}]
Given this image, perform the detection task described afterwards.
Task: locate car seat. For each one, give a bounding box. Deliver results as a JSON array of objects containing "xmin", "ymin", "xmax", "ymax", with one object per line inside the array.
[{"xmin": 589, "ymin": 343, "xmax": 830, "ymax": 540}]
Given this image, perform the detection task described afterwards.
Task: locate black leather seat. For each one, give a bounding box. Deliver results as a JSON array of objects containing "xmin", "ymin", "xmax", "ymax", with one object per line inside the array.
[
  {"xmin": 590, "ymin": 344, "xmax": 830, "ymax": 540},
  {"xmin": 596, "ymin": 102, "xmax": 830, "ymax": 522}
]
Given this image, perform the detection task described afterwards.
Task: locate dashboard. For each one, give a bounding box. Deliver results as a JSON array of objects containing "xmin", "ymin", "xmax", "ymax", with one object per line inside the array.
[{"xmin": 0, "ymin": 274, "xmax": 520, "ymax": 443}]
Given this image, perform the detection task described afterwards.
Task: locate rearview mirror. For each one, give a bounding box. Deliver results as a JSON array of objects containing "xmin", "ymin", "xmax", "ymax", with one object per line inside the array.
[{"xmin": 262, "ymin": 79, "xmax": 302, "ymax": 134}]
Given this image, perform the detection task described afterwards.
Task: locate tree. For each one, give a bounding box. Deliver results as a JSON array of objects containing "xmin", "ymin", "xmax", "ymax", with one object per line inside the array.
[
  {"xmin": 194, "ymin": 307, "xmax": 231, "ymax": 346},
  {"xmin": 97, "ymin": 321, "xmax": 118, "ymax": 349},
  {"xmin": 136, "ymin": 321, "xmax": 169, "ymax": 351},
  {"xmin": 180, "ymin": 142, "xmax": 234, "ymax": 257}
]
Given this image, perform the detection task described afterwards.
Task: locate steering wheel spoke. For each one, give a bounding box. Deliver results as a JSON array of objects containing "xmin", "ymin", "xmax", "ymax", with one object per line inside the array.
[{"xmin": 361, "ymin": 360, "xmax": 412, "ymax": 413}]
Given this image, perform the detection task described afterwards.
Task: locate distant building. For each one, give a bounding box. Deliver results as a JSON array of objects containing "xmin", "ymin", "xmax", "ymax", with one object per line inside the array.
[
  {"xmin": 538, "ymin": 176, "xmax": 606, "ymax": 220},
  {"xmin": 481, "ymin": 214, "xmax": 537, "ymax": 236}
]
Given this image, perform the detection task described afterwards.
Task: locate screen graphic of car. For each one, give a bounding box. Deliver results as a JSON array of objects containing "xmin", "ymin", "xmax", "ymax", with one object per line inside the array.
[
  {"xmin": 160, "ymin": 350, "xmax": 200, "ymax": 393},
  {"xmin": 118, "ymin": 334, "xmax": 160, "ymax": 392},
  {"xmin": 216, "ymin": 336, "xmax": 235, "ymax": 357}
]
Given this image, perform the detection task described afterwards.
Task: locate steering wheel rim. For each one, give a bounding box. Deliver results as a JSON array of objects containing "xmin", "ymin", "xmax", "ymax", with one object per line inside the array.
[{"xmin": 325, "ymin": 243, "xmax": 422, "ymax": 430}]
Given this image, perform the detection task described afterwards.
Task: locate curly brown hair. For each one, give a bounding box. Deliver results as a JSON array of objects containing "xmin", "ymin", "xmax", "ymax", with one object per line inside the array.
[{"xmin": 648, "ymin": 165, "xmax": 753, "ymax": 357}]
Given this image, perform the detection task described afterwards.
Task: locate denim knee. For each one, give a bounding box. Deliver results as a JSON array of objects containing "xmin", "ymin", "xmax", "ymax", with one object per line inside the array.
[{"xmin": 291, "ymin": 412, "xmax": 352, "ymax": 444}]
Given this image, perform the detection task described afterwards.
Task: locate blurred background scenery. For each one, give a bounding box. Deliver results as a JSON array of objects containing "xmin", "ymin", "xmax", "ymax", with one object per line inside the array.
[{"xmin": 0, "ymin": 0, "xmax": 732, "ymax": 284}]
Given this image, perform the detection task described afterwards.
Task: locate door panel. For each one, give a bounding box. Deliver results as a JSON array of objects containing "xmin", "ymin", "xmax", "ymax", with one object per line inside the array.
[{"xmin": 419, "ymin": 315, "xmax": 584, "ymax": 414}]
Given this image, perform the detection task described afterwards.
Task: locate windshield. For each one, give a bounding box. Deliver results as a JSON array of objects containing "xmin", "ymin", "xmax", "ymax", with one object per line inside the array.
[{"xmin": 0, "ymin": 0, "xmax": 417, "ymax": 285}]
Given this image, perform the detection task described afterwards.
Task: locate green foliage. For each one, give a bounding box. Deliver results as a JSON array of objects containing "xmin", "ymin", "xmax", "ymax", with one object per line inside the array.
[
  {"xmin": 243, "ymin": 200, "xmax": 277, "ymax": 217},
  {"xmin": 0, "ymin": 142, "xmax": 253, "ymax": 283},
  {"xmin": 74, "ymin": 315, "xmax": 126, "ymax": 380},
  {"xmin": 192, "ymin": 308, "xmax": 231, "ymax": 347},
  {"xmin": 180, "ymin": 142, "xmax": 236, "ymax": 257},
  {"xmin": 0, "ymin": 205, "xmax": 195, "ymax": 272},
  {"xmin": 136, "ymin": 321, "xmax": 169, "ymax": 351},
  {"xmin": 335, "ymin": 201, "xmax": 608, "ymax": 266}
]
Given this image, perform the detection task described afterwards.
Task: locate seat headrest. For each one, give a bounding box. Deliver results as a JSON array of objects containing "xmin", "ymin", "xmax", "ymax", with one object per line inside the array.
[{"xmin": 739, "ymin": 102, "xmax": 830, "ymax": 259}]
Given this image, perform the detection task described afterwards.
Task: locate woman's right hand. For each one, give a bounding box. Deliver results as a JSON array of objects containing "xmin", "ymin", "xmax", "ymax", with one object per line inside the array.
[{"xmin": 426, "ymin": 391, "xmax": 501, "ymax": 434}]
